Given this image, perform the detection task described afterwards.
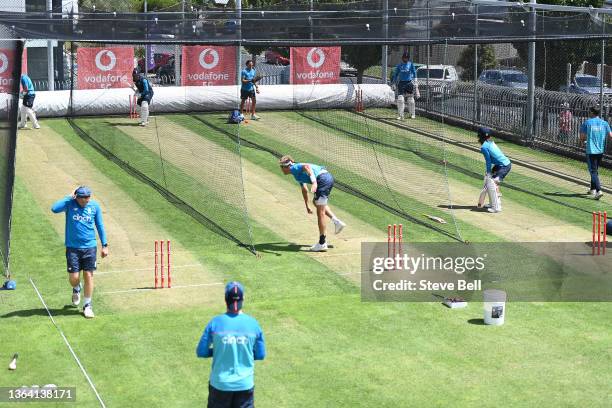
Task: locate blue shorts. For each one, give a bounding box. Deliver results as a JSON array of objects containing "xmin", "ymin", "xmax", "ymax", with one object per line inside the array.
[
  {"xmin": 23, "ymin": 94, "xmax": 35, "ymax": 108},
  {"xmin": 314, "ymin": 172, "xmax": 334, "ymax": 205},
  {"xmin": 208, "ymin": 383, "xmax": 254, "ymax": 408},
  {"xmin": 137, "ymin": 94, "xmax": 152, "ymax": 105},
  {"xmin": 492, "ymin": 163, "xmax": 512, "ymax": 182},
  {"xmin": 398, "ymin": 81, "xmax": 414, "ymax": 96},
  {"xmin": 66, "ymin": 247, "xmax": 97, "ymax": 273},
  {"xmin": 241, "ymin": 89, "xmax": 256, "ymax": 101}
]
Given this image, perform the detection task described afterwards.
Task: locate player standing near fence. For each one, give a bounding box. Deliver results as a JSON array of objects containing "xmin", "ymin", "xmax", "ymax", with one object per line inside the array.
[
  {"xmin": 18, "ymin": 74, "xmax": 40, "ymax": 129},
  {"xmin": 580, "ymin": 106, "xmax": 612, "ymax": 200},
  {"xmin": 131, "ymin": 68, "xmax": 154, "ymax": 126},
  {"xmin": 240, "ymin": 60, "xmax": 260, "ymax": 121},
  {"xmin": 477, "ymin": 127, "xmax": 511, "ymax": 213},
  {"xmin": 279, "ymin": 155, "xmax": 346, "ymax": 252},
  {"xmin": 391, "ymin": 51, "xmax": 418, "ymax": 120},
  {"xmin": 51, "ymin": 186, "xmax": 108, "ymax": 319}
]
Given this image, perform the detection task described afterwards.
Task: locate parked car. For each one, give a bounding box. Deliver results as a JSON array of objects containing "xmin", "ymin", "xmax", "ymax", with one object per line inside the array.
[
  {"xmin": 265, "ymin": 48, "xmax": 289, "ymax": 65},
  {"xmin": 416, "ymin": 65, "xmax": 458, "ymax": 97},
  {"xmin": 560, "ymin": 73, "xmax": 612, "ymax": 95},
  {"xmin": 138, "ymin": 53, "xmax": 173, "ymax": 74},
  {"xmin": 416, "ymin": 65, "xmax": 458, "ymax": 82},
  {"xmin": 340, "ymin": 61, "xmax": 358, "ymax": 77},
  {"xmin": 479, "ymin": 69, "xmax": 528, "ymax": 89}
]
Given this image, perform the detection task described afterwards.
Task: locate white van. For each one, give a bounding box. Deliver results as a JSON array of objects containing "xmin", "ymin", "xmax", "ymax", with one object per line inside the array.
[{"xmin": 416, "ymin": 65, "xmax": 459, "ymax": 82}]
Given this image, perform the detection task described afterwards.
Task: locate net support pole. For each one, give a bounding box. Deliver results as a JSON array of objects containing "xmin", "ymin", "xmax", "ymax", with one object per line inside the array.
[
  {"xmin": 236, "ymin": 0, "xmax": 242, "ymax": 88},
  {"xmin": 472, "ymin": 5, "xmax": 479, "ymax": 124},
  {"xmin": 600, "ymin": 39, "xmax": 605, "ymax": 118},
  {"xmin": 46, "ymin": 0, "xmax": 54, "ymax": 91},
  {"xmin": 526, "ymin": 0, "xmax": 536, "ymax": 141},
  {"xmin": 381, "ymin": 0, "xmax": 388, "ymax": 83}
]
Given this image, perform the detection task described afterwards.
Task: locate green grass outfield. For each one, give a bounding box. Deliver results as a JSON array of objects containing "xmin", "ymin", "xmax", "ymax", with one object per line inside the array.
[{"xmin": 1, "ymin": 113, "xmax": 611, "ymax": 407}]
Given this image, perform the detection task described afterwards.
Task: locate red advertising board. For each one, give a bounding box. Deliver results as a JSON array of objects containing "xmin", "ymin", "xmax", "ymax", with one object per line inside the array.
[
  {"xmin": 290, "ymin": 47, "xmax": 341, "ymax": 85},
  {"xmin": 77, "ymin": 47, "xmax": 134, "ymax": 89},
  {"xmin": 182, "ymin": 46, "xmax": 237, "ymax": 86}
]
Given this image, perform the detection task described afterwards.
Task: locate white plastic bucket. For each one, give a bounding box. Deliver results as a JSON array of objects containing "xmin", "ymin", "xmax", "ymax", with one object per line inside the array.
[{"xmin": 483, "ymin": 289, "xmax": 506, "ymax": 326}]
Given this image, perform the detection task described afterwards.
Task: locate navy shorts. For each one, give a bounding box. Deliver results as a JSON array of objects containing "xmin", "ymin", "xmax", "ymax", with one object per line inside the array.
[
  {"xmin": 398, "ymin": 81, "xmax": 414, "ymax": 96},
  {"xmin": 22, "ymin": 94, "xmax": 35, "ymax": 108},
  {"xmin": 314, "ymin": 172, "xmax": 334, "ymax": 205},
  {"xmin": 66, "ymin": 247, "xmax": 97, "ymax": 273},
  {"xmin": 241, "ymin": 89, "xmax": 256, "ymax": 101},
  {"xmin": 492, "ymin": 163, "xmax": 512, "ymax": 182},
  {"xmin": 208, "ymin": 383, "xmax": 254, "ymax": 408},
  {"xmin": 137, "ymin": 94, "xmax": 152, "ymax": 106}
]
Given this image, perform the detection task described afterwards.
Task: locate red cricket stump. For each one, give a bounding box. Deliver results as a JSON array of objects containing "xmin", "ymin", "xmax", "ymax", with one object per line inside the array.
[
  {"xmin": 598, "ymin": 211, "xmax": 601, "ymax": 256},
  {"xmin": 160, "ymin": 239, "xmax": 165, "ymax": 288},
  {"xmin": 154, "ymin": 241, "xmax": 159, "ymax": 289},
  {"xmin": 604, "ymin": 212, "xmax": 608, "ymax": 255},
  {"xmin": 387, "ymin": 225, "xmax": 392, "ymax": 259},
  {"xmin": 398, "ymin": 224, "xmax": 403, "ymax": 257},
  {"xmin": 593, "ymin": 212, "xmax": 596, "ymax": 256},
  {"xmin": 167, "ymin": 240, "xmax": 172, "ymax": 288}
]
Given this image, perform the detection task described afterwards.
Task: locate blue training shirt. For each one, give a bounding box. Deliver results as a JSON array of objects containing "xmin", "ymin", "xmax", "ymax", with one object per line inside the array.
[
  {"xmin": 51, "ymin": 196, "xmax": 107, "ymax": 249},
  {"xmin": 480, "ymin": 140, "xmax": 511, "ymax": 173},
  {"xmin": 391, "ymin": 61, "xmax": 417, "ymax": 83},
  {"xmin": 289, "ymin": 163, "xmax": 326, "ymax": 185},
  {"xmin": 241, "ymin": 68, "xmax": 256, "ymax": 92},
  {"xmin": 196, "ymin": 312, "xmax": 266, "ymax": 392},
  {"xmin": 136, "ymin": 77, "xmax": 153, "ymax": 97},
  {"xmin": 581, "ymin": 117, "xmax": 611, "ymax": 155},
  {"xmin": 20, "ymin": 75, "xmax": 35, "ymax": 95}
]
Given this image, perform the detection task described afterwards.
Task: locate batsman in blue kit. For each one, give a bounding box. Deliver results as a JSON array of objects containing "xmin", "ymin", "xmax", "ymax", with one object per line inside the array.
[{"xmin": 51, "ymin": 186, "xmax": 108, "ymax": 319}]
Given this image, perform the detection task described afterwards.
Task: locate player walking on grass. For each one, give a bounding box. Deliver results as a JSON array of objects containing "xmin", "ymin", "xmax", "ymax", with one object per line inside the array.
[
  {"xmin": 391, "ymin": 51, "xmax": 418, "ymax": 120},
  {"xmin": 197, "ymin": 281, "xmax": 266, "ymax": 408},
  {"xmin": 279, "ymin": 155, "xmax": 346, "ymax": 252},
  {"xmin": 240, "ymin": 60, "xmax": 260, "ymax": 121},
  {"xmin": 580, "ymin": 106, "xmax": 612, "ymax": 200},
  {"xmin": 18, "ymin": 74, "xmax": 40, "ymax": 129},
  {"xmin": 51, "ymin": 186, "xmax": 108, "ymax": 319},
  {"xmin": 477, "ymin": 127, "xmax": 511, "ymax": 213}
]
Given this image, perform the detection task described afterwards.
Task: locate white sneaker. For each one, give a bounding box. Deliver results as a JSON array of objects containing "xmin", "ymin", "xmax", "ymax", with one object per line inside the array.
[
  {"xmin": 334, "ymin": 220, "xmax": 346, "ymax": 235},
  {"xmin": 487, "ymin": 208, "xmax": 501, "ymax": 213},
  {"xmin": 72, "ymin": 290, "xmax": 81, "ymax": 306},
  {"xmin": 83, "ymin": 304, "xmax": 95, "ymax": 319},
  {"xmin": 18, "ymin": 125, "xmax": 27, "ymax": 129},
  {"xmin": 33, "ymin": 124, "xmax": 40, "ymax": 129},
  {"xmin": 310, "ymin": 242, "xmax": 328, "ymax": 252},
  {"xmin": 396, "ymin": 116, "xmax": 404, "ymax": 120},
  {"xmin": 251, "ymin": 115, "xmax": 260, "ymax": 121},
  {"xmin": 594, "ymin": 191, "xmax": 604, "ymax": 200},
  {"xmin": 139, "ymin": 122, "xmax": 147, "ymax": 126},
  {"xmin": 588, "ymin": 189, "xmax": 596, "ymax": 195},
  {"xmin": 410, "ymin": 115, "xmax": 416, "ymax": 119}
]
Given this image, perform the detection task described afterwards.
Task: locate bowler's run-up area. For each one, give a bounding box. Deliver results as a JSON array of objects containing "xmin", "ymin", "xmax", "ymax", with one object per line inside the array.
[{"xmin": 2, "ymin": 2, "xmax": 612, "ymax": 407}]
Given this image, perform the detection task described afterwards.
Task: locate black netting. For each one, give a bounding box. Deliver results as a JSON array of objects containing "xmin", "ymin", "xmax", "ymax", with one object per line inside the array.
[{"xmin": 0, "ymin": 41, "xmax": 21, "ymax": 279}]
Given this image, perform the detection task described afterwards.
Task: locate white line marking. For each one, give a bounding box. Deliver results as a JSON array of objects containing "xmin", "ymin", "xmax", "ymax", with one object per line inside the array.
[
  {"xmin": 101, "ymin": 281, "xmax": 223, "ymax": 294},
  {"xmin": 96, "ymin": 263, "xmax": 201, "ymax": 275},
  {"xmin": 29, "ymin": 278, "xmax": 106, "ymax": 408}
]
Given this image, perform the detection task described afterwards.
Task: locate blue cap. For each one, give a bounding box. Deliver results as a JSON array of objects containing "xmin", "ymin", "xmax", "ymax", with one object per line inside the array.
[
  {"xmin": 2, "ymin": 280, "xmax": 16, "ymax": 290},
  {"xmin": 478, "ymin": 127, "xmax": 491, "ymax": 137},
  {"xmin": 75, "ymin": 186, "xmax": 91, "ymax": 198},
  {"xmin": 225, "ymin": 281, "xmax": 244, "ymax": 313}
]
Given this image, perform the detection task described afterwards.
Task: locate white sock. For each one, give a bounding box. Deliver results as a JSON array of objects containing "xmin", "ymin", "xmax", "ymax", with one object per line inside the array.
[
  {"xmin": 83, "ymin": 297, "xmax": 92, "ymax": 306},
  {"xmin": 332, "ymin": 216, "xmax": 339, "ymax": 223}
]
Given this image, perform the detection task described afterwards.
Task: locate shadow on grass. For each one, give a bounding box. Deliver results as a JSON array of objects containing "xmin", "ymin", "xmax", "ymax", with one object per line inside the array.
[
  {"xmin": 1, "ymin": 305, "xmax": 81, "ymax": 318},
  {"xmin": 467, "ymin": 318, "xmax": 486, "ymax": 325},
  {"xmin": 438, "ymin": 204, "xmax": 488, "ymax": 212},
  {"xmin": 255, "ymin": 242, "xmax": 335, "ymax": 255},
  {"xmin": 544, "ymin": 191, "xmax": 590, "ymax": 198}
]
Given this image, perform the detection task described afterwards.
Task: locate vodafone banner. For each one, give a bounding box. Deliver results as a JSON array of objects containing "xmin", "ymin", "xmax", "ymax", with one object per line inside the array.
[
  {"xmin": 290, "ymin": 47, "xmax": 341, "ymax": 85},
  {"xmin": 77, "ymin": 47, "xmax": 134, "ymax": 90},
  {"xmin": 0, "ymin": 48, "xmax": 27, "ymax": 93},
  {"xmin": 182, "ymin": 46, "xmax": 236, "ymax": 86}
]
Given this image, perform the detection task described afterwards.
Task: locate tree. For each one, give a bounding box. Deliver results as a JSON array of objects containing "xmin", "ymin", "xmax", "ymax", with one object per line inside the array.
[
  {"xmin": 457, "ymin": 45, "xmax": 496, "ymax": 81},
  {"xmin": 243, "ymin": 45, "xmax": 268, "ymax": 65},
  {"xmin": 342, "ymin": 45, "xmax": 382, "ymax": 84}
]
